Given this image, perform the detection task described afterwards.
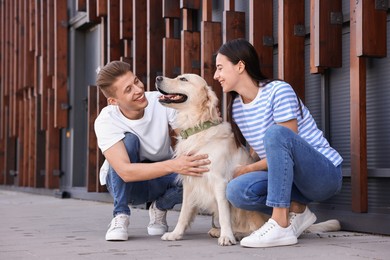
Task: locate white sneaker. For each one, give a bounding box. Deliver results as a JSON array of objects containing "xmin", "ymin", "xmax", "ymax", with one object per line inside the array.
[
  {"xmin": 105, "ymin": 214, "xmax": 129, "ymax": 241},
  {"xmin": 147, "ymin": 201, "xmax": 168, "ymax": 235},
  {"xmin": 289, "ymin": 206, "xmax": 317, "ymax": 238},
  {"xmin": 240, "ymin": 219, "xmax": 297, "ymax": 248}
]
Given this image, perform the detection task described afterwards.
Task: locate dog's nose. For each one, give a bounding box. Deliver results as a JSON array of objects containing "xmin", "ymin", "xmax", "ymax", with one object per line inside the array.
[{"xmin": 156, "ymin": 76, "xmax": 163, "ymax": 82}]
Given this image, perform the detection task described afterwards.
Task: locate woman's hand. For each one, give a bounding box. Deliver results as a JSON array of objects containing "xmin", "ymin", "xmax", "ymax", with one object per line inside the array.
[
  {"xmin": 233, "ymin": 165, "xmax": 250, "ymax": 178},
  {"xmin": 170, "ymin": 154, "xmax": 210, "ymax": 177},
  {"xmin": 233, "ymin": 159, "xmax": 268, "ymax": 179}
]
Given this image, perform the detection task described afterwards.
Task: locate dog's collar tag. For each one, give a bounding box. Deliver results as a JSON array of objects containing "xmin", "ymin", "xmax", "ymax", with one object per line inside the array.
[{"xmin": 180, "ymin": 121, "xmax": 220, "ymax": 139}]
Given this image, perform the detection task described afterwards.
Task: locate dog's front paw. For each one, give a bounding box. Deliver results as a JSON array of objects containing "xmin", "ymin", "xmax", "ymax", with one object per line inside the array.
[
  {"xmin": 208, "ymin": 227, "xmax": 220, "ymax": 238},
  {"xmin": 218, "ymin": 235, "xmax": 237, "ymax": 246},
  {"xmin": 161, "ymin": 231, "xmax": 183, "ymax": 241}
]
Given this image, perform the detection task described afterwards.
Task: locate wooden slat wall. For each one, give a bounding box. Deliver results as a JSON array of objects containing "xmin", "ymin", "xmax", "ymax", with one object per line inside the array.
[
  {"xmin": 310, "ymin": 0, "xmax": 342, "ymax": 73},
  {"xmin": 0, "ymin": 0, "xmax": 65, "ymax": 189},
  {"xmin": 278, "ymin": 0, "xmax": 305, "ymax": 101},
  {"xmin": 0, "ymin": 1, "xmax": 387, "ymax": 215}
]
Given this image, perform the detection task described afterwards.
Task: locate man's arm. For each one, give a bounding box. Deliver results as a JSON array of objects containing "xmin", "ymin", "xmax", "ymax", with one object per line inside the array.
[{"xmin": 103, "ymin": 140, "xmax": 210, "ymax": 182}]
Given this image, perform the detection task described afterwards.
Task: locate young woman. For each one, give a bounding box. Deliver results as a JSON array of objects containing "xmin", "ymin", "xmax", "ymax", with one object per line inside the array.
[{"xmin": 213, "ymin": 38, "xmax": 343, "ymax": 248}]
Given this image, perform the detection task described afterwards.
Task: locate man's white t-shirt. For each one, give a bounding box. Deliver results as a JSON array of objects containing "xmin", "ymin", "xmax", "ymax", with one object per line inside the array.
[{"xmin": 94, "ymin": 91, "xmax": 177, "ymax": 185}]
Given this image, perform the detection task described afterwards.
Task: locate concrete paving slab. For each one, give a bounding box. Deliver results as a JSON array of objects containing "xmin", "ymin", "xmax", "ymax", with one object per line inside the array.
[{"xmin": 0, "ymin": 189, "xmax": 389, "ymax": 260}]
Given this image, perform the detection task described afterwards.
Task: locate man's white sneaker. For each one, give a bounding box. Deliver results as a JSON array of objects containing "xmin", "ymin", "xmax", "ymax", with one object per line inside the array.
[
  {"xmin": 240, "ymin": 219, "xmax": 298, "ymax": 248},
  {"xmin": 105, "ymin": 214, "xmax": 129, "ymax": 241},
  {"xmin": 289, "ymin": 206, "xmax": 317, "ymax": 238},
  {"xmin": 147, "ymin": 201, "xmax": 168, "ymax": 235}
]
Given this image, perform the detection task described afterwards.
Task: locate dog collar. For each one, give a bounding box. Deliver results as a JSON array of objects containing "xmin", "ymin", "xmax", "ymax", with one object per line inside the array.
[{"xmin": 180, "ymin": 121, "xmax": 220, "ymax": 139}]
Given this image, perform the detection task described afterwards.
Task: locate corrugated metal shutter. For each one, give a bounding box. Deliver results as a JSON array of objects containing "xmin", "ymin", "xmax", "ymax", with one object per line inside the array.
[
  {"xmin": 304, "ymin": 40, "xmax": 322, "ymax": 129},
  {"xmin": 366, "ymin": 21, "xmax": 390, "ymax": 172},
  {"xmin": 328, "ymin": 30, "xmax": 351, "ymax": 168}
]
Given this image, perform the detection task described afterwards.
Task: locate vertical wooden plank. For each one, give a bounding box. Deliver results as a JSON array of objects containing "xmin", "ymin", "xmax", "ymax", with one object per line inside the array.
[
  {"xmin": 0, "ymin": 0, "xmax": 5, "ymax": 140},
  {"xmin": 45, "ymin": 87, "xmax": 60, "ymax": 189},
  {"xmin": 181, "ymin": 31, "xmax": 201, "ymax": 75},
  {"xmin": 10, "ymin": 1, "xmax": 19, "ymax": 137},
  {"xmin": 99, "ymin": 17, "xmax": 108, "ymax": 66},
  {"xmin": 47, "ymin": 0, "xmax": 54, "ymax": 77},
  {"xmin": 356, "ymin": 0, "xmax": 387, "ymax": 57},
  {"xmin": 120, "ymin": 0, "xmax": 132, "ymax": 40},
  {"xmin": 25, "ymin": 0, "xmax": 36, "ymax": 93},
  {"xmin": 133, "ymin": 0, "xmax": 147, "ymax": 84},
  {"xmin": 28, "ymin": 0, "xmax": 35, "ymax": 52},
  {"xmin": 87, "ymin": 0, "xmax": 100, "ymax": 23},
  {"xmin": 107, "ymin": 0, "xmax": 121, "ymax": 61},
  {"xmin": 147, "ymin": 0, "xmax": 164, "ymax": 90},
  {"xmin": 97, "ymin": 0, "xmax": 107, "ymax": 16},
  {"xmin": 350, "ymin": 0, "xmax": 367, "ymax": 213},
  {"xmin": 163, "ymin": 0, "xmax": 180, "ymax": 18},
  {"xmin": 224, "ymin": 11, "xmax": 245, "ymax": 42},
  {"xmin": 278, "ymin": 0, "xmax": 305, "ymax": 101},
  {"xmin": 163, "ymin": 38, "xmax": 181, "ymax": 77},
  {"xmin": 87, "ymin": 86, "xmax": 98, "ymax": 192},
  {"xmin": 20, "ymin": 92, "xmax": 27, "ymax": 186},
  {"xmin": 54, "ymin": 0, "xmax": 68, "ymax": 128},
  {"xmin": 28, "ymin": 91, "xmax": 37, "ymax": 187},
  {"xmin": 40, "ymin": 0, "xmax": 49, "ymax": 130},
  {"xmin": 310, "ymin": 0, "xmax": 342, "ymax": 73},
  {"xmin": 249, "ymin": 0, "xmax": 273, "ymax": 79}
]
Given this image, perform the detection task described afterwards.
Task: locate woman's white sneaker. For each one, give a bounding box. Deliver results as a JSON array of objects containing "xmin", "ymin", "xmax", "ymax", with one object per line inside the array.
[
  {"xmin": 289, "ymin": 207, "xmax": 317, "ymax": 237},
  {"xmin": 105, "ymin": 214, "xmax": 130, "ymax": 241},
  {"xmin": 240, "ymin": 219, "xmax": 298, "ymax": 248}
]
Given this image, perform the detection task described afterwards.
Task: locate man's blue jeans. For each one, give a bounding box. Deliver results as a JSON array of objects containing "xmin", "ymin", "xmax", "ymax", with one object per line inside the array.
[
  {"xmin": 226, "ymin": 125, "xmax": 342, "ymax": 213},
  {"xmin": 106, "ymin": 132, "xmax": 182, "ymax": 217}
]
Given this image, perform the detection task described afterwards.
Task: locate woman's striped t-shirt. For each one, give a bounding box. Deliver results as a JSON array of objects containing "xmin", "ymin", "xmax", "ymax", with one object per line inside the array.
[{"xmin": 232, "ymin": 80, "xmax": 343, "ymax": 167}]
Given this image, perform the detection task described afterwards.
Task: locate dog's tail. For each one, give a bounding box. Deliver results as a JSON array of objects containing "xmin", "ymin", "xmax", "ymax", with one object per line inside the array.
[{"xmin": 305, "ymin": 219, "xmax": 341, "ymax": 233}]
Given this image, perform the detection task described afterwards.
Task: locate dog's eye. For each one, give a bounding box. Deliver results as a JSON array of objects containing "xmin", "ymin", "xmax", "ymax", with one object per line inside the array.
[{"xmin": 179, "ymin": 77, "xmax": 188, "ymax": 82}]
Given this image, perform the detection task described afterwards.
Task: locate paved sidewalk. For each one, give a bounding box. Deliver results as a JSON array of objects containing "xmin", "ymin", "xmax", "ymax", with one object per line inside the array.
[{"xmin": 0, "ymin": 189, "xmax": 389, "ymax": 260}]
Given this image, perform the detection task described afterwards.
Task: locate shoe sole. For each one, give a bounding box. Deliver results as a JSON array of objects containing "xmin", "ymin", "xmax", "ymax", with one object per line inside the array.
[
  {"xmin": 105, "ymin": 233, "xmax": 129, "ymax": 241},
  {"xmin": 147, "ymin": 228, "xmax": 168, "ymax": 236},
  {"xmin": 241, "ymin": 237, "xmax": 298, "ymax": 248},
  {"xmin": 295, "ymin": 213, "xmax": 317, "ymax": 238}
]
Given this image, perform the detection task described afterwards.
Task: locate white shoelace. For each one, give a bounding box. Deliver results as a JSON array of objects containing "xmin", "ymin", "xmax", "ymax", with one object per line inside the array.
[
  {"xmin": 109, "ymin": 215, "xmax": 128, "ymax": 229},
  {"xmin": 251, "ymin": 221, "xmax": 275, "ymax": 237}
]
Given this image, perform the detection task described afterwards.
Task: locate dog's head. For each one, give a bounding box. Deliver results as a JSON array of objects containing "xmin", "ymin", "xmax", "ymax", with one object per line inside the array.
[{"xmin": 156, "ymin": 74, "xmax": 221, "ymax": 125}]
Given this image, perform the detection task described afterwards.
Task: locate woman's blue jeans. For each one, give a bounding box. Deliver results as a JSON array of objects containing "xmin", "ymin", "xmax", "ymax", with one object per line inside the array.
[
  {"xmin": 105, "ymin": 132, "xmax": 182, "ymax": 217},
  {"xmin": 226, "ymin": 125, "xmax": 342, "ymax": 213}
]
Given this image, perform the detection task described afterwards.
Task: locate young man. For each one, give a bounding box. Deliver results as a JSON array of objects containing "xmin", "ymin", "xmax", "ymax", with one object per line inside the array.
[{"xmin": 94, "ymin": 61, "xmax": 210, "ymax": 241}]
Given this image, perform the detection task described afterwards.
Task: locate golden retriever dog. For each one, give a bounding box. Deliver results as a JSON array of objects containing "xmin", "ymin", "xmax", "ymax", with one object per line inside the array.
[{"xmin": 155, "ymin": 74, "xmax": 340, "ymax": 246}]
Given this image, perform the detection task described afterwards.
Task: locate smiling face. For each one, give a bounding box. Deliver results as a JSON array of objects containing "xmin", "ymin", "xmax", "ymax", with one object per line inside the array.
[
  {"xmin": 213, "ymin": 53, "xmax": 242, "ymax": 93},
  {"xmin": 108, "ymin": 71, "xmax": 147, "ymax": 119}
]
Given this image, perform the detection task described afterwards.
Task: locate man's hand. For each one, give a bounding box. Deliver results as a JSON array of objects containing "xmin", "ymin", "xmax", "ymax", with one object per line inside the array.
[{"xmin": 171, "ymin": 154, "xmax": 210, "ymax": 177}]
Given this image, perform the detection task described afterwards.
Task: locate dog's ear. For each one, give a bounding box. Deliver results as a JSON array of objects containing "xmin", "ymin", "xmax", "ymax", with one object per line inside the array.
[{"xmin": 204, "ymin": 86, "xmax": 221, "ymax": 121}]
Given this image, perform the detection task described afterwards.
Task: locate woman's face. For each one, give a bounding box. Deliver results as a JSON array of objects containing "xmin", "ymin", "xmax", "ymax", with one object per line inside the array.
[{"xmin": 213, "ymin": 53, "xmax": 241, "ymax": 93}]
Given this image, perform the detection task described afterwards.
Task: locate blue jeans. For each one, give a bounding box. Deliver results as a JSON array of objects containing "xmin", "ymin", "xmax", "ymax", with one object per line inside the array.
[
  {"xmin": 105, "ymin": 132, "xmax": 183, "ymax": 217},
  {"xmin": 226, "ymin": 125, "xmax": 342, "ymax": 213}
]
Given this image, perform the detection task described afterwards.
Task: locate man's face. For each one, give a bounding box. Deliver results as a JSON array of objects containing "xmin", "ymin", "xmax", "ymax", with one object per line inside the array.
[{"xmin": 109, "ymin": 71, "xmax": 148, "ymax": 119}]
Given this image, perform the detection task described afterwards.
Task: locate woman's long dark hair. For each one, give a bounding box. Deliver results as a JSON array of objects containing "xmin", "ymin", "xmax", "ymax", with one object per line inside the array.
[{"xmin": 216, "ymin": 38, "xmax": 302, "ymax": 148}]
